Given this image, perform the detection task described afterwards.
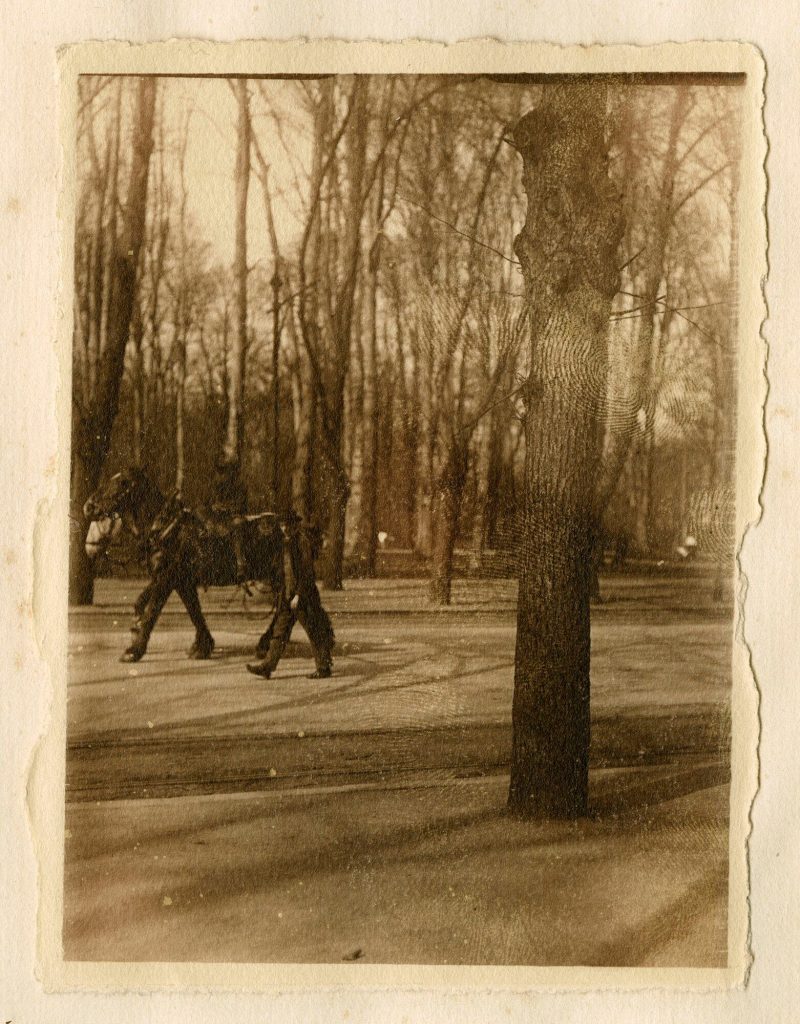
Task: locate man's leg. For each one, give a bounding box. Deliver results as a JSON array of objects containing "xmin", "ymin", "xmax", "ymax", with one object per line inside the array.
[
  {"xmin": 247, "ymin": 596, "xmax": 296, "ymax": 678},
  {"xmin": 297, "ymin": 586, "xmax": 334, "ymax": 678}
]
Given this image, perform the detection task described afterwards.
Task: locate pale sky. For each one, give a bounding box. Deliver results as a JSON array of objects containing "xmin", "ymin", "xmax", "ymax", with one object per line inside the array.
[{"xmin": 160, "ymin": 77, "xmax": 312, "ymax": 271}]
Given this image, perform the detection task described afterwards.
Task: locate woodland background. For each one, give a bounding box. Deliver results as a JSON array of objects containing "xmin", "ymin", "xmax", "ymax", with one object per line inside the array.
[{"xmin": 69, "ymin": 74, "xmax": 739, "ymax": 604}]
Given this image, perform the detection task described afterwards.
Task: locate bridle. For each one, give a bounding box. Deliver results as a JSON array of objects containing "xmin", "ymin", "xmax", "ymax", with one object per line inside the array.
[{"xmin": 84, "ymin": 473, "xmax": 141, "ymax": 535}]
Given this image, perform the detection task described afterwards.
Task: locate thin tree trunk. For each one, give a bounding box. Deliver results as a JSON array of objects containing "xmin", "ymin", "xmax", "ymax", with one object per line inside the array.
[
  {"xmin": 252, "ymin": 141, "xmax": 286, "ymax": 509},
  {"xmin": 345, "ymin": 298, "xmax": 365, "ymax": 559},
  {"xmin": 470, "ymin": 413, "xmax": 493, "ymax": 568},
  {"xmin": 356, "ymin": 144, "xmax": 387, "ymax": 575},
  {"xmin": 288, "ymin": 311, "xmax": 315, "ymax": 517},
  {"xmin": 633, "ymin": 409, "xmax": 655, "ymax": 552},
  {"xmin": 711, "ymin": 150, "xmax": 740, "ymax": 601},
  {"xmin": 270, "ymin": 269, "xmax": 282, "ymax": 507},
  {"xmin": 223, "ymin": 79, "xmax": 250, "ymax": 467},
  {"xmin": 323, "ymin": 458, "xmax": 350, "ymax": 590},
  {"xmin": 429, "ymin": 443, "xmax": 468, "ymax": 605},
  {"xmin": 174, "ymin": 330, "xmax": 186, "ymax": 492},
  {"xmin": 131, "ymin": 296, "xmax": 145, "ymax": 466},
  {"xmin": 415, "ymin": 358, "xmax": 435, "ymax": 556},
  {"xmin": 594, "ymin": 86, "xmax": 691, "ymax": 522},
  {"xmin": 508, "ymin": 83, "xmax": 623, "ymax": 819},
  {"xmin": 395, "ymin": 324, "xmax": 418, "ymax": 551},
  {"xmin": 319, "ymin": 77, "xmax": 368, "ymax": 588}
]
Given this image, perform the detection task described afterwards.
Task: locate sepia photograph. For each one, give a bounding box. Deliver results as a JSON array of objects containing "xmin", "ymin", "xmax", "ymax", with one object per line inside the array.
[{"xmin": 55, "ymin": 44, "xmax": 761, "ymax": 979}]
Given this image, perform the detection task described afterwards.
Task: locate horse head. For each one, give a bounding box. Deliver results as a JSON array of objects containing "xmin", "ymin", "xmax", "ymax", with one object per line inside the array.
[{"xmin": 84, "ymin": 466, "xmax": 162, "ymax": 560}]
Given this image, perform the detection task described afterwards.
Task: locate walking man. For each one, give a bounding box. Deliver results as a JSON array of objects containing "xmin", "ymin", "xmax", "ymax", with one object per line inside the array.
[{"xmin": 247, "ymin": 510, "xmax": 334, "ymax": 679}]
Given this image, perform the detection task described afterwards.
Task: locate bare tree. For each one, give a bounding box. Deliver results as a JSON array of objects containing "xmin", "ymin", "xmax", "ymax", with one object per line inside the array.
[
  {"xmin": 595, "ymin": 87, "xmax": 692, "ymax": 542},
  {"xmin": 70, "ymin": 77, "xmax": 157, "ymax": 604},
  {"xmin": 169, "ymin": 108, "xmax": 193, "ymax": 492},
  {"xmin": 222, "ymin": 79, "xmax": 251, "ymax": 472},
  {"xmin": 419, "ymin": 284, "xmax": 526, "ymax": 604}
]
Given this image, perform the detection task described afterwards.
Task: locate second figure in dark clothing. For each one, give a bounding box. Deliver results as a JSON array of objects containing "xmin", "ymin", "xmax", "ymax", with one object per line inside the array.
[
  {"xmin": 247, "ymin": 510, "xmax": 334, "ymax": 679},
  {"xmin": 205, "ymin": 458, "xmax": 249, "ymax": 583}
]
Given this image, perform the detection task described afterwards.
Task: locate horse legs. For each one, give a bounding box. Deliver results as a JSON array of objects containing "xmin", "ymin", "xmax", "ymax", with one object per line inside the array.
[
  {"xmin": 177, "ymin": 581, "xmax": 215, "ymax": 659},
  {"xmin": 122, "ymin": 575, "xmax": 175, "ymax": 663}
]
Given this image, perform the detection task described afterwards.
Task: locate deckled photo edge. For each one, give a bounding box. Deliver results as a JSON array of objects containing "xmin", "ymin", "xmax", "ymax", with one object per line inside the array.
[{"xmin": 36, "ymin": 36, "xmax": 766, "ymax": 994}]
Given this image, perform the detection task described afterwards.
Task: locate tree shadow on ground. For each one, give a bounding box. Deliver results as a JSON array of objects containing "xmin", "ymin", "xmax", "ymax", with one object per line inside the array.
[{"xmin": 589, "ymin": 760, "xmax": 730, "ymax": 819}]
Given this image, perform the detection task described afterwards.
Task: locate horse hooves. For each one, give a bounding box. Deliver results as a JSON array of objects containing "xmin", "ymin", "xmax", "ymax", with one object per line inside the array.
[
  {"xmin": 308, "ymin": 668, "xmax": 332, "ymax": 679},
  {"xmin": 188, "ymin": 639, "xmax": 215, "ymax": 660},
  {"xmin": 121, "ymin": 648, "xmax": 144, "ymax": 663}
]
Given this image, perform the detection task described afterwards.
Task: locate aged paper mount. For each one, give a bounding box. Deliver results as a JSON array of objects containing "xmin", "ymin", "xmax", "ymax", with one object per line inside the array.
[{"xmin": 33, "ymin": 38, "xmax": 766, "ymax": 994}]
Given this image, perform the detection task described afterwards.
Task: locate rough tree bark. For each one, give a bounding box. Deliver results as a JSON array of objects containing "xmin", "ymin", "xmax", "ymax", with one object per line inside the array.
[
  {"xmin": 508, "ymin": 83, "xmax": 623, "ymax": 818},
  {"xmin": 70, "ymin": 78, "xmax": 157, "ymax": 605}
]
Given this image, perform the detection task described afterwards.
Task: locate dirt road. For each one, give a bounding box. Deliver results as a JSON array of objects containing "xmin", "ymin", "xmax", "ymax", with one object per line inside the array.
[{"xmin": 64, "ymin": 571, "xmax": 732, "ymax": 966}]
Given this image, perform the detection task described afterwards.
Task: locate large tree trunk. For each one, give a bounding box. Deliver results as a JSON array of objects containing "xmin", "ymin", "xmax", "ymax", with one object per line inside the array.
[
  {"xmin": 508, "ymin": 84, "xmax": 623, "ymax": 819},
  {"xmin": 223, "ymin": 80, "xmax": 250, "ymax": 467}
]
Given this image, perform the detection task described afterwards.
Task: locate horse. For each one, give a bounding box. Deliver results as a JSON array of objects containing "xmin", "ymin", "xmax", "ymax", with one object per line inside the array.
[{"xmin": 83, "ymin": 466, "xmax": 284, "ymax": 663}]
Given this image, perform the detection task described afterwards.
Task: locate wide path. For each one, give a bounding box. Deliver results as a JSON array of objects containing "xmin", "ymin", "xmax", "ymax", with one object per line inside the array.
[{"xmin": 64, "ymin": 572, "xmax": 732, "ymax": 966}]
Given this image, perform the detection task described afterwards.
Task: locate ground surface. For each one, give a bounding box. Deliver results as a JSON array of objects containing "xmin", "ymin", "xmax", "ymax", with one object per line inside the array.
[{"xmin": 64, "ymin": 568, "xmax": 732, "ymax": 967}]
